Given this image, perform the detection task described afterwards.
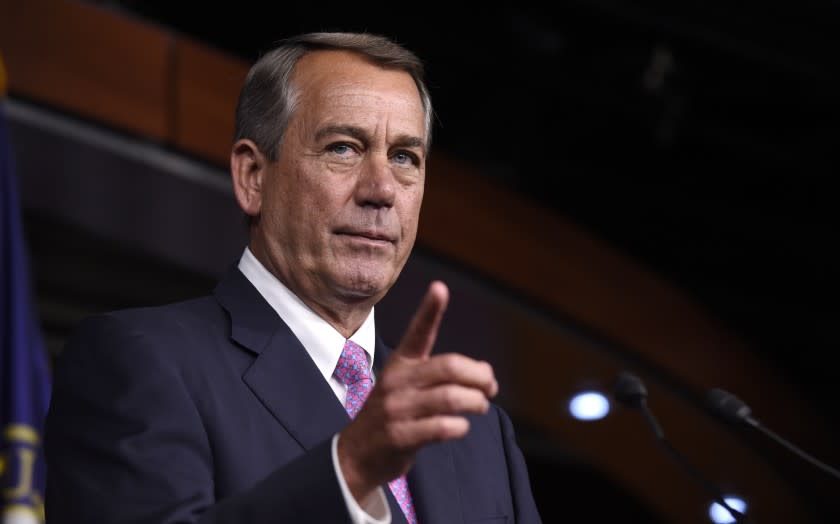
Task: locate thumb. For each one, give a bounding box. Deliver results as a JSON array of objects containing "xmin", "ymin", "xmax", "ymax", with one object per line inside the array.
[{"xmin": 396, "ymin": 281, "xmax": 449, "ymax": 360}]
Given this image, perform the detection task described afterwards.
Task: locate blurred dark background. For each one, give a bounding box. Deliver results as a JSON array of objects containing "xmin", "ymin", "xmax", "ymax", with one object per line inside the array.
[{"xmin": 112, "ymin": 1, "xmax": 839, "ymax": 426}]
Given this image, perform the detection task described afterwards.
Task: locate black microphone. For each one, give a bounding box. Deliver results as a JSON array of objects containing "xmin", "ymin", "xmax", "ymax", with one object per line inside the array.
[
  {"xmin": 707, "ymin": 388, "xmax": 840, "ymax": 481},
  {"xmin": 613, "ymin": 372, "xmax": 750, "ymax": 523}
]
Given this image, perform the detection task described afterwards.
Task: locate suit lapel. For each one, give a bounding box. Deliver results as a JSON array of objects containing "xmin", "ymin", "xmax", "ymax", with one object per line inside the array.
[
  {"xmin": 384, "ymin": 490, "xmax": 409, "ymax": 524},
  {"xmin": 375, "ymin": 339, "xmax": 464, "ymax": 524},
  {"xmin": 214, "ymin": 267, "xmax": 349, "ymax": 450},
  {"xmin": 241, "ymin": 323, "xmax": 351, "ymax": 449}
]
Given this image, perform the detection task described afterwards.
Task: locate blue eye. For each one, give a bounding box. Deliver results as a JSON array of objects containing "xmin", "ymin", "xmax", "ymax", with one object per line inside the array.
[
  {"xmin": 392, "ymin": 151, "xmax": 418, "ymax": 166},
  {"xmin": 328, "ymin": 143, "xmax": 355, "ymax": 156}
]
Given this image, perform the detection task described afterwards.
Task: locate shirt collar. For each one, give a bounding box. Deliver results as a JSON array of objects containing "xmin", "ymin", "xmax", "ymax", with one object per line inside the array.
[{"xmin": 237, "ymin": 247, "xmax": 376, "ymax": 381}]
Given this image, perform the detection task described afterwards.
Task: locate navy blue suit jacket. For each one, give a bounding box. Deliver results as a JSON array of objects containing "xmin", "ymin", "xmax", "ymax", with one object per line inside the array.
[{"xmin": 45, "ymin": 268, "xmax": 542, "ymax": 523}]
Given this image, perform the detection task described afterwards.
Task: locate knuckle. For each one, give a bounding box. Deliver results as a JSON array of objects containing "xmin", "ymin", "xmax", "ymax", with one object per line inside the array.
[
  {"xmin": 438, "ymin": 417, "xmax": 468, "ymax": 438},
  {"xmin": 440, "ymin": 354, "xmax": 461, "ymax": 375},
  {"xmin": 433, "ymin": 418, "xmax": 451, "ymax": 437},
  {"xmin": 442, "ymin": 386, "xmax": 461, "ymax": 411},
  {"xmin": 382, "ymin": 395, "xmax": 401, "ymax": 418},
  {"xmin": 385, "ymin": 423, "xmax": 406, "ymax": 448}
]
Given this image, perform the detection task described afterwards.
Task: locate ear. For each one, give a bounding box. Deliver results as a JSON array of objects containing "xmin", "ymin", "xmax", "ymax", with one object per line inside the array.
[{"xmin": 231, "ymin": 139, "xmax": 268, "ymax": 217}]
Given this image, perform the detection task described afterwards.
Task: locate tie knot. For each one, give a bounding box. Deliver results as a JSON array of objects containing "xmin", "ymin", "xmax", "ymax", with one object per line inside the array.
[{"xmin": 334, "ymin": 340, "xmax": 371, "ymax": 386}]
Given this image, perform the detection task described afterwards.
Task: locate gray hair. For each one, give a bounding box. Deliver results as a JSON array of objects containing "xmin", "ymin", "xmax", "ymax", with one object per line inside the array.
[{"xmin": 234, "ymin": 32, "xmax": 433, "ymax": 161}]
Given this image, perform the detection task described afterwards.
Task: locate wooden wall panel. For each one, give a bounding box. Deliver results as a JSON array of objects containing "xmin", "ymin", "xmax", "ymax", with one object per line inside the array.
[
  {"xmin": 173, "ymin": 38, "xmax": 248, "ymax": 165},
  {"xmin": 0, "ymin": 0, "xmax": 171, "ymax": 139}
]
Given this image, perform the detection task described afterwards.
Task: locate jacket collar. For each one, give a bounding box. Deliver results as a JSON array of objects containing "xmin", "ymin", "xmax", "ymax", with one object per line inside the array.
[{"xmin": 214, "ymin": 267, "xmax": 349, "ymax": 449}]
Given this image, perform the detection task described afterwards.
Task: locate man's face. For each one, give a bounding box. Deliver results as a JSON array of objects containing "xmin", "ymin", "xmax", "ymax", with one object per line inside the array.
[{"xmin": 253, "ymin": 50, "xmax": 427, "ymax": 314}]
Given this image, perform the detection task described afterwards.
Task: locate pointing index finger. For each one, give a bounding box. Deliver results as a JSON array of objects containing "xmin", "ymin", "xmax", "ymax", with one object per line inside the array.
[{"xmin": 397, "ymin": 281, "xmax": 449, "ymax": 360}]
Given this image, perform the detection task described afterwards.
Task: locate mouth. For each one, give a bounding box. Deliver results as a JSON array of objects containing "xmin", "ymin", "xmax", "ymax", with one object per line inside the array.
[{"xmin": 335, "ymin": 230, "xmax": 397, "ymax": 245}]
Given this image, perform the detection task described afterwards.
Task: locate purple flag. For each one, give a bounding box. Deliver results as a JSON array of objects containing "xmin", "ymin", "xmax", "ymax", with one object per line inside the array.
[{"xmin": 1, "ymin": 93, "xmax": 50, "ymax": 523}]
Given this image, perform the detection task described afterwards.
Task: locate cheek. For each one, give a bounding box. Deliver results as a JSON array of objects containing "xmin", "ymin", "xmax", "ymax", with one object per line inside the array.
[
  {"xmin": 276, "ymin": 165, "xmax": 333, "ymax": 218},
  {"xmin": 400, "ymin": 188, "xmax": 424, "ymax": 229},
  {"xmin": 301, "ymin": 160, "xmax": 356, "ymax": 205}
]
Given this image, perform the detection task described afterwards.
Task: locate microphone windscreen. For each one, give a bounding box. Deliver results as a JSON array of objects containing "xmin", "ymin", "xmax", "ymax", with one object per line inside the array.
[
  {"xmin": 707, "ymin": 388, "xmax": 753, "ymax": 424},
  {"xmin": 612, "ymin": 372, "xmax": 648, "ymax": 408}
]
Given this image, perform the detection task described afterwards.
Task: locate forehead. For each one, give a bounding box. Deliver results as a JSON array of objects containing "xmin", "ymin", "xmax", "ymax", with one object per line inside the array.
[{"xmin": 290, "ymin": 50, "xmax": 426, "ymax": 139}]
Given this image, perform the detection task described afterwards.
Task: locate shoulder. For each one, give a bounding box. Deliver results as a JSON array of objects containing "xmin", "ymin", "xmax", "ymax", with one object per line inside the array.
[
  {"xmin": 60, "ymin": 295, "xmax": 226, "ymax": 371},
  {"xmin": 78, "ymin": 294, "xmax": 221, "ymax": 336}
]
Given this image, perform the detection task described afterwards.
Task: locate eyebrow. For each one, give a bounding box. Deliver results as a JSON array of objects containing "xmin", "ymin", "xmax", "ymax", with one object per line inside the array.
[
  {"xmin": 315, "ymin": 125, "xmax": 427, "ymax": 152},
  {"xmin": 393, "ymin": 135, "xmax": 426, "ymax": 151}
]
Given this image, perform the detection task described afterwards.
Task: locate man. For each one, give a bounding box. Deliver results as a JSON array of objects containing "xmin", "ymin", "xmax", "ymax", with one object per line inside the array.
[{"xmin": 45, "ymin": 32, "xmax": 542, "ymax": 523}]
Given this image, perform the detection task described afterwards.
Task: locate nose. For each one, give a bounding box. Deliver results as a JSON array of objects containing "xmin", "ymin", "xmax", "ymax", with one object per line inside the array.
[{"xmin": 355, "ymin": 154, "xmax": 396, "ymax": 209}]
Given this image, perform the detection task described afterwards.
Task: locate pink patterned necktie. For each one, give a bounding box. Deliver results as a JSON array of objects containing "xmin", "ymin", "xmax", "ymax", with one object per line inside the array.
[{"xmin": 334, "ymin": 340, "xmax": 418, "ymax": 524}]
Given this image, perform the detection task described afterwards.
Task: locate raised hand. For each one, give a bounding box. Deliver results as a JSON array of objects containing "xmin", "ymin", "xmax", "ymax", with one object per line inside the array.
[{"xmin": 337, "ymin": 281, "xmax": 498, "ymax": 503}]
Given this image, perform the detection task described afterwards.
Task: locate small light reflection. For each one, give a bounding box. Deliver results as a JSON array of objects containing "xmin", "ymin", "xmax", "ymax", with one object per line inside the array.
[
  {"xmin": 568, "ymin": 391, "xmax": 610, "ymax": 421},
  {"xmin": 709, "ymin": 496, "xmax": 747, "ymax": 523}
]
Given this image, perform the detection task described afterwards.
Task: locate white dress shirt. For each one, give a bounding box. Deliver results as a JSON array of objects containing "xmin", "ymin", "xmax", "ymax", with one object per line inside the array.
[{"xmin": 238, "ymin": 248, "xmax": 391, "ymax": 524}]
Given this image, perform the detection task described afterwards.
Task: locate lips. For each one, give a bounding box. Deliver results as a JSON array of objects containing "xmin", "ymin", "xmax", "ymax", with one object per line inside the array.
[{"xmin": 335, "ymin": 230, "xmax": 396, "ymax": 243}]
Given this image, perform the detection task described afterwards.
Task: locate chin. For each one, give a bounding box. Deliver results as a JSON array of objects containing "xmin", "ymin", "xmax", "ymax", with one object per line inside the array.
[{"xmin": 333, "ymin": 270, "xmax": 394, "ymax": 302}]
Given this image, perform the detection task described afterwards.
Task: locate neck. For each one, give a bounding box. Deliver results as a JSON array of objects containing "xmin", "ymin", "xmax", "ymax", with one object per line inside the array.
[
  {"xmin": 248, "ymin": 241, "xmax": 375, "ymax": 339},
  {"xmin": 305, "ymin": 300, "xmax": 372, "ymax": 339}
]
